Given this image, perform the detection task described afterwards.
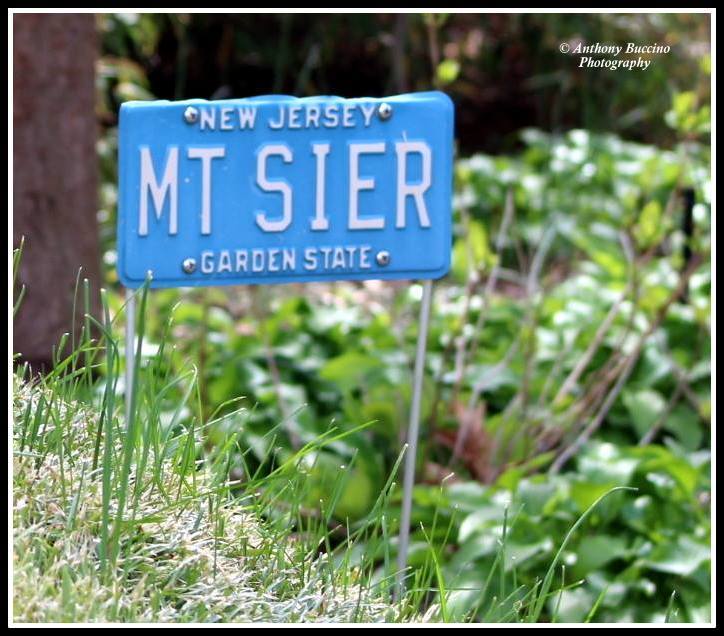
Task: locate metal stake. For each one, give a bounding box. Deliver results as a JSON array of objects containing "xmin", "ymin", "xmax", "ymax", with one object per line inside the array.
[
  {"xmin": 396, "ymin": 279, "xmax": 434, "ymax": 596},
  {"xmin": 125, "ymin": 287, "xmax": 136, "ymax": 427}
]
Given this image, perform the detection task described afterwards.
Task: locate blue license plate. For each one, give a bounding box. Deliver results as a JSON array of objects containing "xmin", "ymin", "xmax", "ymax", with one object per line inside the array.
[{"xmin": 117, "ymin": 92, "xmax": 453, "ymax": 288}]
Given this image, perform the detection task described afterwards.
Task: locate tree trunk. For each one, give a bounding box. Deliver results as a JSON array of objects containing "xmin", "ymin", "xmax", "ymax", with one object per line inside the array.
[{"xmin": 13, "ymin": 14, "xmax": 100, "ymax": 370}]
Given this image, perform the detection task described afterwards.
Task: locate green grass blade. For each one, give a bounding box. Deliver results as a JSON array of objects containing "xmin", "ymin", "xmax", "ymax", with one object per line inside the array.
[{"xmin": 528, "ymin": 486, "xmax": 636, "ymax": 622}]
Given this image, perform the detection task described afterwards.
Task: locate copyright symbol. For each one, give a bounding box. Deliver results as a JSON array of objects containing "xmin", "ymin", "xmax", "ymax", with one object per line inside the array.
[{"xmin": 560, "ymin": 42, "xmax": 570, "ymax": 54}]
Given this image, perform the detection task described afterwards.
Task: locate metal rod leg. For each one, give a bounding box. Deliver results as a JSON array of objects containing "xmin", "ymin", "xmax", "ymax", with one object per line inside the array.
[
  {"xmin": 125, "ymin": 288, "xmax": 136, "ymax": 427},
  {"xmin": 396, "ymin": 279, "xmax": 434, "ymax": 596}
]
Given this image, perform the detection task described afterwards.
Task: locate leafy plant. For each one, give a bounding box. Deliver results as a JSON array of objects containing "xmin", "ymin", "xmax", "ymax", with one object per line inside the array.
[
  {"xmin": 407, "ymin": 441, "xmax": 710, "ymax": 622},
  {"xmin": 34, "ymin": 15, "xmax": 708, "ymax": 623}
]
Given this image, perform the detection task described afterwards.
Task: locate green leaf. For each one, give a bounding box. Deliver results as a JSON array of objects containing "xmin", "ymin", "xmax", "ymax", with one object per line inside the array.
[
  {"xmin": 577, "ymin": 443, "xmax": 640, "ymax": 485},
  {"xmin": 528, "ymin": 487, "xmax": 637, "ymax": 623},
  {"xmin": 634, "ymin": 200, "xmax": 664, "ymax": 249},
  {"xmin": 552, "ymin": 587, "xmax": 595, "ymax": 623},
  {"xmin": 504, "ymin": 538, "xmax": 553, "ymax": 572},
  {"xmin": 663, "ymin": 405, "xmax": 704, "ymax": 450},
  {"xmin": 673, "ymin": 91, "xmax": 697, "ymax": 119},
  {"xmin": 446, "ymin": 481, "xmax": 489, "ymax": 512},
  {"xmin": 517, "ymin": 479, "xmax": 558, "ymax": 516},
  {"xmin": 437, "ymin": 59, "xmax": 460, "ymax": 85},
  {"xmin": 573, "ymin": 535, "xmax": 628, "ymax": 578},
  {"xmin": 459, "ymin": 505, "xmax": 506, "ymax": 542},
  {"xmin": 637, "ymin": 453, "xmax": 701, "ymax": 500},
  {"xmin": 643, "ymin": 537, "xmax": 710, "ymax": 577},
  {"xmin": 452, "ymin": 219, "xmax": 494, "ymax": 280},
  {"xmin": 569, "ymin": 480, "xmax": 617, "ymax": 513},
  {"xmin": 623, "ymin": 389, "xmax": 667, "ymax": 439},
  {"xmin": 318, "ymin": 352, "xmax": 383, "ymax": 392}
]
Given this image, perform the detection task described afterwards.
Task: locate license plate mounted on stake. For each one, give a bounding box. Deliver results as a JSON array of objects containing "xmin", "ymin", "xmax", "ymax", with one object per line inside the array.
[{"xmin": 117, "ymin": 92, "xmax": 453, "ymax": 288}]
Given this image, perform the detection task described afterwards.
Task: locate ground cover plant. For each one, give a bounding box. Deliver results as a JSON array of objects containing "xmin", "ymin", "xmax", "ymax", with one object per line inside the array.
[{"xmin": 13, "ymin": 112, "xmax": 710, "ymax": 622}]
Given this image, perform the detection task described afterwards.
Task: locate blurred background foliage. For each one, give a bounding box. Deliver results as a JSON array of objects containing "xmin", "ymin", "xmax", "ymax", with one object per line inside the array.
[
  {"xmin": 94, "ymin": 13, "xmax": 710, "ymax": 622},
  {"xmin": 96, "ymin": 13, "xmax": 711, "ymax": 151}
]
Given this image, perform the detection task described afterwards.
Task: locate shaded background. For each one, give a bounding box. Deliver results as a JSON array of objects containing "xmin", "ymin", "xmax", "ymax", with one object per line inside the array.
[
  {"xmin": 99, "ymin": 13, "xmax": 711, "ymax": 153},
  {"xmin": 14, "ymin": 13, "xmax": 712, "ymax": 366}
]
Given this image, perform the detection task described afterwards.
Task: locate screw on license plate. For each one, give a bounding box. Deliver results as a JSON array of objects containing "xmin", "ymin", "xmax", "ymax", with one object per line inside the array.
[
  {"xmin": 183, "ymin": 106, "xmax": 199, "ymax": 124},
  {"xmin": 376, "ymin": 250, "xmax": 390, "ymax": 266},
  {"xmin": 377, "ymin": 103, "xmax": 392, "ymax": 121},
  {"xmin": 182, "ymin": 257, "xmax": 196, "ymax": 273}
]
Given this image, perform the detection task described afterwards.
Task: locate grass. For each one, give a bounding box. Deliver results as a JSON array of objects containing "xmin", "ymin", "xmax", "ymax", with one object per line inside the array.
[
  {"xmin": 12, "ymin": 389, "xmax": 397, "ymax": 622},
  {"xmin": 12, "ymin": 281, "xmax": 419, "ymax": 623},
  {"xmin": 11, "ymin": 267, "xmax": 640, "ymax": 624}
]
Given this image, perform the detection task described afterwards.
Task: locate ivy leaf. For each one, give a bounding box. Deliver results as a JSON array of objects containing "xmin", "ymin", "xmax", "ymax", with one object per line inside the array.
[
  {"xmin": 623, "ymin": 389, "xmax": 667, "ymax": 439},
  {"xmin": 437, "ymin": 59, "xmax": 461, "ymax": 85},
  {"xmin": 643, "ymin": 536, "xmax": 710, "ymax": 577}
]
